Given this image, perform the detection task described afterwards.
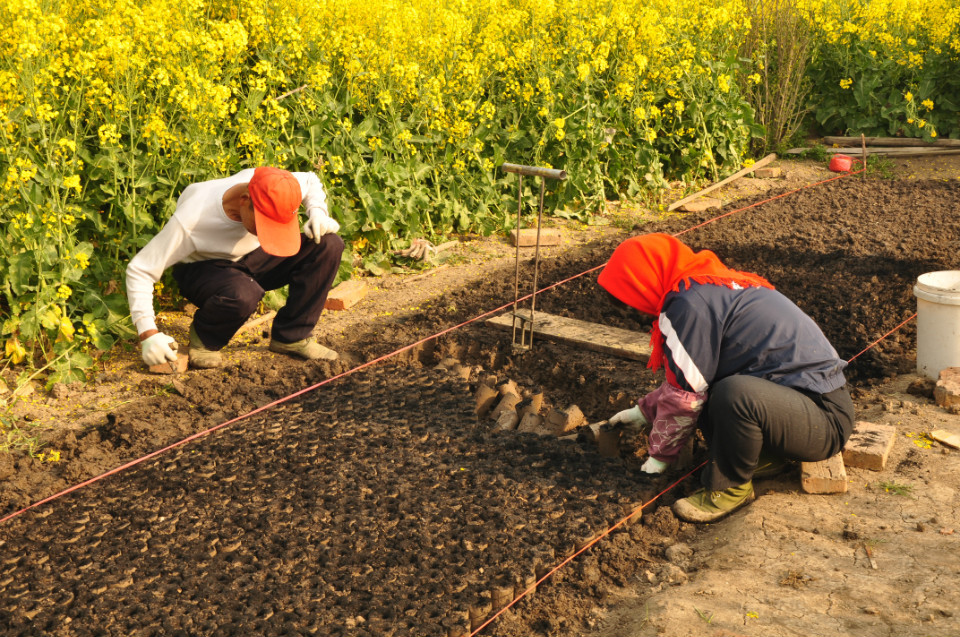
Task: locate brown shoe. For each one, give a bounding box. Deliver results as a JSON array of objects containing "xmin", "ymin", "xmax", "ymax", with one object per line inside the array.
[
  {"xmin": 269, "ymin": 338, "xmax": 338, "ymax": 361},
  {"xmin": 188, "ymin": 324, "xmax": 223, "ymax": 369}
]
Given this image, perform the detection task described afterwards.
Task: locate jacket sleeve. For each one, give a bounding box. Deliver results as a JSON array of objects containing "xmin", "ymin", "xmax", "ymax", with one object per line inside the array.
[{"xmin": 638, "ymin": 380, "xmax": 706, "ymax": 463}]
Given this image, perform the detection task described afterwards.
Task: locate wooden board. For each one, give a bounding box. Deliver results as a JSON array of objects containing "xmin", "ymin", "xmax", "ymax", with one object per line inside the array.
[
  {"xmin": 931, "ymin": 429, "xmax": 960, "ymax": 450},
  {"xmin": 486, "ymin": 309, "xmax": 651, "ymax": 362},
  {"xmin": 667, "ymin": 153, "xmax": 776, "ymax": 211},
  {"xmin": 823, "ymin": 136, "xmax": 960, "ymax": 148}
]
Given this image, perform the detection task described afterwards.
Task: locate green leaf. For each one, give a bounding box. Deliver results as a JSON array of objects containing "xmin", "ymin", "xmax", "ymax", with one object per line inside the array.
[{"xmin": 6, "ymin": 252, "xmax": 37, "ymax": 295}]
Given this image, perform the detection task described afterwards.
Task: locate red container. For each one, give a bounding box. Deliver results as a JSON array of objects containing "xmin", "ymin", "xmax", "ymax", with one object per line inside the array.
[{"xmin": 829, "ymin": 154, "xmax": 854, "ymax": 172}]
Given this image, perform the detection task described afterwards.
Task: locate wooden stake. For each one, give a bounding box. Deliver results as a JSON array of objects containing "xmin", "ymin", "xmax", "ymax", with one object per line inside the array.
[
  {"xmin": 238, "ymin": 311, "xmax": 276, "ymax": 334},
  {"xmin": 667, "ymin": 153, "xmax": 777, "ymax": 211},
  {"xmin": 861, "ymin": 134, "xmax": 867, "ymax": 178}
]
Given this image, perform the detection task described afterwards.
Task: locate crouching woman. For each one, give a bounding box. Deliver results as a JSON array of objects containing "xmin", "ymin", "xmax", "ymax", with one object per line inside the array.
[{"xmin": 598, "ymin": 234, "xmax": 855, "ymax": 523}]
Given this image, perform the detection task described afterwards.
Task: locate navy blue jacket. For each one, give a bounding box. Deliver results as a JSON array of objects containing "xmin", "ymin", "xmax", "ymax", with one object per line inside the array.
[{"xmin": 660, "ymin": 282, "xmax": 847, "ymax": 395}]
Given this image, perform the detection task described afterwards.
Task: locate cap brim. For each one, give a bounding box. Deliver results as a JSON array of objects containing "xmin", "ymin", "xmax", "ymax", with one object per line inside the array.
[{"xmin": 254, "ymin": 208, "xmax": 301, "ymax": 257}]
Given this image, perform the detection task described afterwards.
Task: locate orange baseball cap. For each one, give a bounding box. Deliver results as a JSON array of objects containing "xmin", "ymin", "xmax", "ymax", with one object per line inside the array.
[{"xmin": 247, "ymin": 167, "xmax": 302, "ymax": 257}]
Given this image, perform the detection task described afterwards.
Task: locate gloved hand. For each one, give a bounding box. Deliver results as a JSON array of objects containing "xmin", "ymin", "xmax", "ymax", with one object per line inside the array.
[
  {"xmin": 304, "ymin": 209, "xmax": 340, "ymax": 242},
  {"xmin": 641, "ymin": 456, "xmax": 670, "ymax": 474},
  {"xmin": 141, "ymin": 332, "xmax": 178, "ymax": 366},
  {"xmin": 396, "ymin": 238, "xmax": 436, "ymax": 261},
  {"xmin": 609, "ymin": 405, "xmax": 649, "ymax": 431}
]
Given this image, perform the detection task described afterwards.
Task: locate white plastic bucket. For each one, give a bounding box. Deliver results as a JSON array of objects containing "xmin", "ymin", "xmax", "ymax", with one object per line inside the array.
[{"xmin": 914, "ymin": 271, "xmax": 960, "ymax": 379}]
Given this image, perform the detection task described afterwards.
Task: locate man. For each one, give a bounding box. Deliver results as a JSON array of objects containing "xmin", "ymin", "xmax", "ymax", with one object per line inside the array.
[
  {"xmin": 599, "ymin": 234, "xmax": 854, "ymax": 523},
  {"xmin": 127, "ymin": 166, "xmax": 345, "ymax": 369}
]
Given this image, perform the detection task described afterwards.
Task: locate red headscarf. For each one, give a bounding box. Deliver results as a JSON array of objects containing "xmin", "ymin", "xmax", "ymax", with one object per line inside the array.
[{"xmin": 597, "ymin": 233, "xmax": 774, "ymax": 371}]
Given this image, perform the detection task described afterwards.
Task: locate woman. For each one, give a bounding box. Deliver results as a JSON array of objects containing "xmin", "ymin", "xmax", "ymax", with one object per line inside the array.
[{"xmin": 598, "ymin": 234, "xmax": 854, "ymax": 523}]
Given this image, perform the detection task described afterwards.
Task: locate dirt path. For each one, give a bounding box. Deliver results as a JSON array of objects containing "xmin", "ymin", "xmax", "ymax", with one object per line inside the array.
[{"xmin": 1, "ymin": 156, "xmax": 959, "ymax": 636}]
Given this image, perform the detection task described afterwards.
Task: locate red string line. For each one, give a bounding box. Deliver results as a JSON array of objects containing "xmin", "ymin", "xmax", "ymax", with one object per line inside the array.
[
  {"xmin": 468, "ymin": 461, "xmax": 707, "ymax": 637},
  {"xmin": 846, "ymin": 313, "xmax": 917, "ymax": 364}
]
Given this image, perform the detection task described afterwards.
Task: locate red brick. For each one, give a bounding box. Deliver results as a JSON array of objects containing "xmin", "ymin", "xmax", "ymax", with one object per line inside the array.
[
  {"xmin": 489, "ymin": 393, "xmax": 521, "ymax": 421},
  {"xmin": 754, "ymin": 167, "xmax": 783, "ymax": 178},
  {"xmin": 516, "ymin": 412, "xmax": 547, "ymax": 435},
  {"xmin": 544, "ymin": 404, "xmax": 585, "ymax": 435},
  {"xmin": 474, "ymin": 384, "xmax": 499, "ymax": 418},
  {"xmin": 324, "ymin": 279, "xmax": 368, "ymax": 311},
  {"xmin": 842, "ymin": 421, "xmax": 896, "ymax": 471},
  {"xmin": 148, "ymin": 352, "xmax": 189, "ymax": 375},
  {"xmin": 495, "ymin": 410, "xmax": 520, "ymax": 431},
  {"xmin": 801, "ymin": 453, "xmax": 848, "ymax": 494},
  {"xmin": 678, "ymin": 197, "xmax": 721, "ymax": 212},
  {"xmin": 934, "ymin": 367, "xmax": 960, "ymax": 409}
]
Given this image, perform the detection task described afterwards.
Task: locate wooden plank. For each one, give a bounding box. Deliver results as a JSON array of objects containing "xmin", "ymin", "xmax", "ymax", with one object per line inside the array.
[
  {"xmin": 509, "ymin": 228, "xmax": 562, "ymax": 247},
  {"xmin": 667, "ymin": 153, "xmax": 777, "ymax": 212},
  {"xmin": 787, "ymin": 147, "xmax": 960, "ymax": 158},
  {"xmin": 486, "ymin": 309, "xmax": 651, "ymax": 362},
  {"xmin": 931, "ymin": 429, "xmax": 960, "ymax": 450},
  {"xmin": 823, "ymin": 136, "xmax": 960, "ymax": 148}
]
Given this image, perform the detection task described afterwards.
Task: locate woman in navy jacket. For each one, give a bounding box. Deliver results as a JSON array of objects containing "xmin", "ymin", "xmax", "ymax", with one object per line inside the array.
[{"xmin": 599, "ymin": 234, "xmax": 854, "ymax": 522}]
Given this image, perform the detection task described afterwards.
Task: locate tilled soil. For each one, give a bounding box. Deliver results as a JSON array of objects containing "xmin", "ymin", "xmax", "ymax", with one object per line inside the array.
[
  {"xmin": 0, "ymin": 365, "xmax": 676, "ymax": 637},
  {"xmin": 1, "ymin": 177, "xmax": 959, "ymax": 636}
]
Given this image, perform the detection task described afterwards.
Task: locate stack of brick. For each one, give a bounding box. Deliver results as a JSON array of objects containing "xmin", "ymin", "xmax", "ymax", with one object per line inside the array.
[{"xmin": 472, "ymin": 376, "xmax": 587, "ymax": 438}]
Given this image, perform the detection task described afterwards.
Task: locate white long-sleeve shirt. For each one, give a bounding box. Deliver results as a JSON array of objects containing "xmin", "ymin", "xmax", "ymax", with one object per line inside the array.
[{"xmin": 125, "ymin": 169, "xmax": 329, "ymax": 336}]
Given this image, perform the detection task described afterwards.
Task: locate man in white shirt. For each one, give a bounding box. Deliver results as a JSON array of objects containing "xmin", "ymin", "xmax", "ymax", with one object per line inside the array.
[{"xmin": 127, "ymin": 167, "xmax": 344, "ymax": 369}]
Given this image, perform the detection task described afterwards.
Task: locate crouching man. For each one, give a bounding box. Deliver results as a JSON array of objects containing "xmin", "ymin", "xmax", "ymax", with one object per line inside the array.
[{"xmin": 127, "ymin": 167, "xmax": 344, "ymax": 369}]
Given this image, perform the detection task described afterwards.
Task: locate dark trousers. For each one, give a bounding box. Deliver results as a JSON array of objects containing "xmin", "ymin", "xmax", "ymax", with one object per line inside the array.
[
  {"xmin": 173, "ymin": 233, "xmax": 345, "ymax": 350},
  {"xmin": 699, "ymin": 375, "xmax": 855, "ymax": 491}
]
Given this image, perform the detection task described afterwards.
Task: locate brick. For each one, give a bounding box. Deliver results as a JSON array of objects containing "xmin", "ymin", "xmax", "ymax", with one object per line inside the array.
[
  {"xmin": 597, "ymin": 424, "xmax": 621, "ymax": 457},
  {"xmin": 933, "ymin": 367, "xmax": 960, "ymax": 409},
  {"xmin": 544, "ymin": 404, "xmax": 586, "ymax": 435},
  {"xmin": 474, "ymin": 384, "xmax": 499, "ymax": 418},
  {"xmin": 489, "ymin": 393, "xmax": 522, "ymax": 421},
  {"xmin": 509, "ymin": 227, "xmax": 562, "ymax": 247},
  {"xmin": 516, "ymin": 412, "xmax": 546, "ymax": 434},
  {"xmin": 496, "ymin": 379, "xmax": 519, "ymax": 398},
  {"xmin": 517, "ymin": 395, "xmax": 542, "ymax": 419},
  {"xmin": 583, "ymin": 421, "xmax": 604, "ymax": 443},
  {"xmin": 495, "ymin": 410, "xmax": 520, "ymax": 432},
  {"xmin": 801, "ymin": 453, "xmax": 848, "ymax": 494},
  {"xmin": 324, "ymin": 279, "xmax": 368, "ymax": 311},
  {"xmin": 842, "ymin": 421, "xmax": 897, "ymax": 471},
  {"xmin": 148, "ymin": 352, "xmax": 189, "ymax": 375},
  {"xmin": 678, "ymin": 197, "xmax": 721, "ymax": 212},
  {"xmin": 754, "ymin": 166, "xmax": 783, "ymax": 179}
]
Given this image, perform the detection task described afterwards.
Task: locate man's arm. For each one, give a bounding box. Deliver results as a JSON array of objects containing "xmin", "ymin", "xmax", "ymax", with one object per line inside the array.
[
  {"xmin": 294, "ymin": 172, "xmax": 339, "ymax": 240},
  {"xmin": 126, "ymin": 219, "xmax": 196, "ymax": 339}
]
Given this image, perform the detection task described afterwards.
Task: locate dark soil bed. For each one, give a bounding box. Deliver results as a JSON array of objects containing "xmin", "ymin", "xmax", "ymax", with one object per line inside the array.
[{"xmin": 1, "ymin": 178, "xmax": 958, "ymax": 636}]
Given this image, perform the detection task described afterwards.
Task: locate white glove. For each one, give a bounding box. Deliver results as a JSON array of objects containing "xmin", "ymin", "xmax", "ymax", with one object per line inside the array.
[
  {"xmin": 304, "ymin": 210, "xmax": 340, "ymax": 242},
  {"xmin": 141, "ymin": 332, "xmax": 178, "ymax": 366},
  {"xmin": 609, "ymin": 405, "xmax": 649, "ymax": 429},
  {"xmin": 641, "ymin": 456, "xmax": 670, "ymax": 474}
]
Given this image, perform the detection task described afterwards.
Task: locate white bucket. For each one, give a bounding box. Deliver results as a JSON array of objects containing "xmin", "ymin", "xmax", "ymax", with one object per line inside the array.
[{"xmin": 914, "ymin": 271, "xmax": 960, "ymax": 379}]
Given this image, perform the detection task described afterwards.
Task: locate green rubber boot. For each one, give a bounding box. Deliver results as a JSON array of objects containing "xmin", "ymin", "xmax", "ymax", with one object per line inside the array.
[
  {"xmin": 188, "ymin": 324, "xmax": 223, "ymax": 369},
  {"xmin": 269, "ymin": 338, "xmax": 339, "ymax": 361},
  {"xmin": 672, "ymin": 481, "xmax": 755, "ymax": 523}
]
